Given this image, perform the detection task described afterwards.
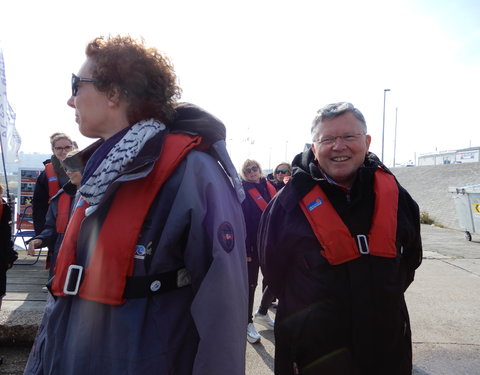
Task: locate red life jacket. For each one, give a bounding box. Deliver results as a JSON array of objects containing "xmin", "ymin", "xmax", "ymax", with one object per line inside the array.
[
  {"xmin": 45, "ymin": 163, "xmax": 60, "ymax": 202},
  {"xmin": 247, "ymin": 180, "xmax": 277, "ymax": 211},
  {"xmin": 299, "ymin": 168, "xmax": 399, "ymax": 265},
  {"xmin": 0, "ymin": 201, "xmax": 4, "ymax": 220},
  {"xmin": 52, "ymin": 133, "xmax": 203, "ymax": 305},
  {"xmin": 55, "ymin": 193, "xmax": 72, "ymax": 234}
]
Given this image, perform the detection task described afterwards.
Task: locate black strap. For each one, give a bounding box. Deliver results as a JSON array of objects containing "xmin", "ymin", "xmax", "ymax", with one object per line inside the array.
[{"xmin": 123, "ymin": 268, "xmax": 191, "ymax": 299}]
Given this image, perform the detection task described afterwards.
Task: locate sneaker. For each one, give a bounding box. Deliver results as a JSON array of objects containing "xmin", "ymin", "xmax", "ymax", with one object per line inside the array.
[
  {"xmin": 247, "ymin": 322, "xmax": 261, "ymax": 344},
  {"xmin": 254, "ymin": 311, "xmax": 275, "ymax": 330}
]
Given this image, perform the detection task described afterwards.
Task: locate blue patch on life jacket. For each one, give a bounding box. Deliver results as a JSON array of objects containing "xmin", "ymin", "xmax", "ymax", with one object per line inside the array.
[
  {"xmin": 134, "ymin": 245, "xmax": 146, "ymax": 259},
  {"xmin": 256, "ymin": 195, "xmax": 262, "ymax": 200},
  {"xmin": 307, "ymin": 198, "xmax": 323, "ymax": 211},
  {"xmin": 76, "ymin": 199, "xmax": 85, "ymax": 208},
  {"xmin": 48, "ymin": 176, "xmax": 58, "ymax": 182}
]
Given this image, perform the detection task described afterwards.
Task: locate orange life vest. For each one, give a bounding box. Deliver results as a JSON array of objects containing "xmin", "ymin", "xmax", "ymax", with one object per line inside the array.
[
  {"xmin": 55, "ymin": 193, "xmax": 73, "ymax": 234},
  {"xmin": 299, "ymin": 169, "xmax": 399, "ymax": 265},
  {"xmin": 247, "ymin": 180, "xmax": 277, "ymax": 211},
  {"xmin": 45, "ymin": 163, "xmax": 60, "ymax": 202},
  {"xmin": 52, "ymin": 133, "xmax": 203, "ymax": 305}
]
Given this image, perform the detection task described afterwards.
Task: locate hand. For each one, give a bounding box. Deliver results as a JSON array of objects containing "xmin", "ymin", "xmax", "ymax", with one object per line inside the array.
[
  {"xmin": 283, "ymin": 176, "xmax": 291, "ymax": 184},
  {"xmin": 27, "ymin": 239, "xmax": 43, "ymax": 256},
  {"xmin": 247, "ymin": 256, "xmax": 252, "ymax": 262}
]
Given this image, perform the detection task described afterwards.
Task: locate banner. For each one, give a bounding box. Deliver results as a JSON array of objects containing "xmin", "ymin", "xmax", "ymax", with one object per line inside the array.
[{"xmin": 0, "ymin": 47, "xmax": 21, "ymax": 163}]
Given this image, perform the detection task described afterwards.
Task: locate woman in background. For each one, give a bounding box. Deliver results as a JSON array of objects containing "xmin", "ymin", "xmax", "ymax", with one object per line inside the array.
[
  {"xmin": 240, "ymin": 159, "xmax": 276, "ymax": 344},
  {"xmin": 267, "ymin": 162, "xmax": 292, "ymax": 191}
]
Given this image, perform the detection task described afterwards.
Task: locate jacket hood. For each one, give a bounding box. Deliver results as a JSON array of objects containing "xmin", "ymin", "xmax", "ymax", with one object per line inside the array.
[{"xmin": 170, "ymin": 102, "xmax": 226, "ymax": 144}]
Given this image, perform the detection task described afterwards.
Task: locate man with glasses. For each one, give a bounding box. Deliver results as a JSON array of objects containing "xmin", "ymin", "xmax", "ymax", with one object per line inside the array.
[{"xmin": 258, "ymin": 102, "xmax": 422, "ymax": 375}]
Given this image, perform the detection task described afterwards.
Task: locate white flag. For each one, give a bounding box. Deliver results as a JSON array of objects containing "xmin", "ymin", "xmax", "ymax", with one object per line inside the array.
[{"xmin": 0, "ymin": 47, "xmax": 21, "ymax": 163}]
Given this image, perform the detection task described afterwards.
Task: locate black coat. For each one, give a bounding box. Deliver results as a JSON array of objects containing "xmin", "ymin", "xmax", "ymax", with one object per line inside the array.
[
  {"xmin": 258, "ymin": 150, "xmax": 422, "ymax": 375},
  {"xmin": 241, "ymin": 178, "xmax": 273, "ymax": 259},
  {"xmin": 1, "ymin": 200, "xmax": 18, "ymax": 296},
  {"xmin": 32, "ymin": 156, "xmax": 69, "ymax": 235}
]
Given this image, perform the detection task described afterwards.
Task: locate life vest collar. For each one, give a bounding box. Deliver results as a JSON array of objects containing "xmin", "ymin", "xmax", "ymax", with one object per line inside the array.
[
  {"xmin": 246, "ymin": 180, "xmax": 277, "ymax": 212},
  {"xmin": 299, "ymin": 168, "xmax": 399, "ymax": 265},
  {"xmin": 52, "ymin": 133, "xmax": 203, "ymax": 305}
]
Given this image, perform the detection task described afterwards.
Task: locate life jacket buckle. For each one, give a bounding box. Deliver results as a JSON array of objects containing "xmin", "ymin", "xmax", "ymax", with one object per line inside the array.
[
  {"xmin": 63, "ymin": 265, "xmax": 83, "ymax": 295},
  {"xmin": 356, "ymin": 234, "xmax": 370, "ymax": 255}
]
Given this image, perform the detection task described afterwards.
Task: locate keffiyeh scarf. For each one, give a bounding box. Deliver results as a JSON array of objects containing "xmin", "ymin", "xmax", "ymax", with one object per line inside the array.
[{"xmin": 79, "ymin": 118, "xmax": 166, "ymax": 207}]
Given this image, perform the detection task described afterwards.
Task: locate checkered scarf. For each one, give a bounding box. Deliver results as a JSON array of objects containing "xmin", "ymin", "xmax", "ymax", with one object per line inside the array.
[{"xmin": 79, "ymin": 118, "xmax": 165, "ymax": 208}]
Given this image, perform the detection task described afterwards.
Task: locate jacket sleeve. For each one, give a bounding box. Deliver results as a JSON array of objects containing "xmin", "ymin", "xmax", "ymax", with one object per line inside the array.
[
  {"xmin": 257, "ymin": 192, "xmax": 292, "ymax": 297},
  {"xmin": 33, "ymin": 199, "xmax": 58, "ymax": 250},
  {"xmin": 32, "ymin": 170, "xmax": 49, "ymax": 235},
  {"xmin": 176, "ymin": 151, "xmax": 248, "ymax": 375},
  {"xmin": 398, "ymin": 186, "xmax": 423, "ymax": 290}
]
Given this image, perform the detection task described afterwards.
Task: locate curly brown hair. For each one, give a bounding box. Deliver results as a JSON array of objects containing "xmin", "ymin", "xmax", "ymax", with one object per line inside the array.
[{"xmin": 85, "ymin": 35, "xmax": 181, "ymax": 125}]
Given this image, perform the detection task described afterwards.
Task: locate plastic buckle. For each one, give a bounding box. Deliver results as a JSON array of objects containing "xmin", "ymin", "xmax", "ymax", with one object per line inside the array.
[
  {"xmin": 63, "ymin": 265, "xmax": 83, "ymax": 295},
  {"xmin": 356, "ymin": 234, "xmax": 370, "ymax": 255}
]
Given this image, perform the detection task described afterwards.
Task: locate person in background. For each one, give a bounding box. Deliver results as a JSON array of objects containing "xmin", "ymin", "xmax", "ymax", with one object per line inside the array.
[
  {"xmin": 267, "ymin": 162, "xmax": 292, "ymax": 190},
  {"xmin": 259, "ymin": 102, "xmax": 422, "ymax": 375},
  {"xmin": 0, "ymin": 184, "xmax": 18, "ymax": 310},
  {"xmin": 27, "ymin": 150, "xmax": 84, "ymax": 279},
  {"xmin": 240, "ymin": 159, "xmax": 276, "ymax": 344},
  {"xmin": 32, "ymin": 133, "xmax": 75, "ymax": 268},
  {"xmin": 24, "ymin": 35, "xmax": 247, "ymax": 375}
]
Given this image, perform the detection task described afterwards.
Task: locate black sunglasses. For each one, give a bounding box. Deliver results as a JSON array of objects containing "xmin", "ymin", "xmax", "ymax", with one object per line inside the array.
[
  {"xmin": 276, "ymin": 169, "xmax": 288, "ymax": 174},
  {"xmin": 245, "ymin": 166, "xmax": 259, "ymax": 174},
  {"xmin": 71, "ymin": 73, "xmax": 96, "ymax": 96}
]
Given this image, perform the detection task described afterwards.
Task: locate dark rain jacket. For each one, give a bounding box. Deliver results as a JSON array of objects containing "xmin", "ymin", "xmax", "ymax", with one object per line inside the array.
[
  {"xmin": 32, "ymin": 156, "xmax": 69, "ymax": 235},
  {"xmin": 258, "ymin": 150, "xmax": 422, "ymax": 375},
  {"xmin": 241, "ymin": 178, "xmax": 274, "ymax": 259},
  {"xmin": 24, "ymin": 103, "xmax": 248, "ymax": 375}
]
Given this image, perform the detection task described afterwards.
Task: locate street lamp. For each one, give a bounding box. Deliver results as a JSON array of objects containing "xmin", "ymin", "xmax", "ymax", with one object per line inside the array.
[{"xmin": 381, "ymin": 89, "xmax": 391, "ymax": 162}]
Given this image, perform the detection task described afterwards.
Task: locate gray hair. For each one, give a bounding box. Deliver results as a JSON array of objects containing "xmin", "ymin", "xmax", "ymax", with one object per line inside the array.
[{"xmin": 311, "ymin": 102, "xmax": 367, "ymax": 140}]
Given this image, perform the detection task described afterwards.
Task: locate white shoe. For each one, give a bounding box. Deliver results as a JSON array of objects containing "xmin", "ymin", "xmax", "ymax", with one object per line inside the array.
[
  {"xmin": 247, "ymin": 322, "xmax": 261, "ymax": 344},
  {"xmin": 254, "ymin": 311, "xmax": 275, "ymax": 330}
]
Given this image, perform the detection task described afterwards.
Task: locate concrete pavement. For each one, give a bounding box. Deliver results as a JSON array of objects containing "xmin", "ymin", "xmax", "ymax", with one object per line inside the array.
[{"xmin": 1, "ymin": 224, "xmax": 479, "ymax": 374}]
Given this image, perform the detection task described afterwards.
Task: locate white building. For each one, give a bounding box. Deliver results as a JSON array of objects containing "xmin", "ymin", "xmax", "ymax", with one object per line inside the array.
[{"xmin": 418, "ymin": 147, "xmax": 480, "ymax": 166}]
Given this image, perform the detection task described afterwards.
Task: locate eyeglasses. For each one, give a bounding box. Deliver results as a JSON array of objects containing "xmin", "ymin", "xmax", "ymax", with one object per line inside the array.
[
  {"xmin": 313, "ymin": 133, "xmax": 365, "ymax": 146},
  {"xmin": 276, "ymin": 169, "xmax": 288, "ymax": 174},
  {"xmin": 54, "ymin": 145, "xmax": 73, "ymax": 152},
  {"xmin": 71, "ymin": 73, "xmax": 97, "ymax": 96},
  {"xmin": 245, "ymin": 166, "xmax": 259, "ymax": 174}
]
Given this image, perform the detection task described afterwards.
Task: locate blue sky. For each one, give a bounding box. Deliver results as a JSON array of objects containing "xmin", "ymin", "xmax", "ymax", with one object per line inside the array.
[{"xmin": 1, "ymin": 0, "xmax": 479, "ymax": 170}]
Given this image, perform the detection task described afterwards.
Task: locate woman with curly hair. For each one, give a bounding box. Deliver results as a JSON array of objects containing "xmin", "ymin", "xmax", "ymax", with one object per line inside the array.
[{"xmin": 24, "ymin": 35, "xmax": 248, "ymax": 375}]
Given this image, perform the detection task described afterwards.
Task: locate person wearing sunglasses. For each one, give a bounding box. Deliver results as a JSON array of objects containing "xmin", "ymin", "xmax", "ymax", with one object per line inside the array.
[
  {"xmin": 267, "ymin": 162, "xmax": 292, "ymax": 191},
  {"xmin": 31, "ymin": 132, "xmax": 76, "ymax": 269},
  {"xmin": 27, "ymin": 150, "xmax": 84, "ymax": 280},
  {"xmin": 258, "ymin": 102, "xmax": 422, "ymax": 375},
  {"xmin": 240, "ymin": 159, "xmax": 277, "ymax": 344},
  {"xmin": 24, "ymin": 35, "xmax": 247, "ymax": 375}
]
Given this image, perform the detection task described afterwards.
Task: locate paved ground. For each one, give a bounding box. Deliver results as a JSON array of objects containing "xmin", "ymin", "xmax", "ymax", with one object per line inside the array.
[{"xmin": 1, "ymin": 224, "xmax": 479, "ymax": 374}]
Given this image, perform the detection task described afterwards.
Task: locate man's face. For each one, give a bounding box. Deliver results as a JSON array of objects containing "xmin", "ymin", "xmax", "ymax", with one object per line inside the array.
[{"xmin": 311, "ymin": 112, "xmax": 371, "ymax": 188}]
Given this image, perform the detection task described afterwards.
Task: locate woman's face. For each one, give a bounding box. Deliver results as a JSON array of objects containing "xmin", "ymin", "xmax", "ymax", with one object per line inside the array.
[
  {"xmin": 67, "ymin": 58, "xmax": 125, "ymax": 140},
  {"xmin": 244, "ymin": 164, "xmax": 261, "ymax": 184},
  {"xmin": 65, "ymin": 170, "xmax": 83, "ymax": 187},
  {"xmin": 275, "ymin": 164, "xmax": 290, "ymax": 182},
  {"xmin": 52, "ymin": 139, "xmax": 73, "ymax": 161}
]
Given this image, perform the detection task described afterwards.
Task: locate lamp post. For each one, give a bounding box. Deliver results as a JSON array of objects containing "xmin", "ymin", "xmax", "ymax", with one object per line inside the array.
[{"xmin": 381, "ymin": 89, "xmax": 391, "ymax": 162}]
